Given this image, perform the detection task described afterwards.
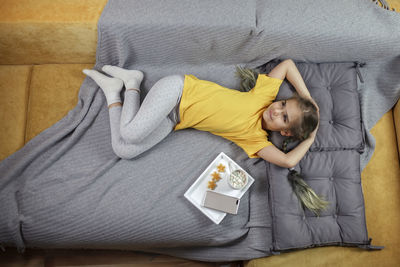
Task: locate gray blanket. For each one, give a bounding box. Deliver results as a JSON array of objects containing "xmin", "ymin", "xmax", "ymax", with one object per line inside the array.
[
  {"xmin": 96, "ymin": 0, "xmax": 400, "ymax": 169},
  {"xmin": 0, "ymin": 0, "xmax": 399, "ymax": 262}
]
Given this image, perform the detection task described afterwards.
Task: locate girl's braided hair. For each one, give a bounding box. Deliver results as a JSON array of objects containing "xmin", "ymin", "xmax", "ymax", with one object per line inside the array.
[{"xmin": 236, "ymin": 66, "xmax": 329, "ymax": 216}]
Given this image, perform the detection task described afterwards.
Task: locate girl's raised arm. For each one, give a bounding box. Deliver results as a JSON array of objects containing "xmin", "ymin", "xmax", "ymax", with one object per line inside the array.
[
  {"xmin": 258, "ymin": 59, "xmax": 320, "ymax": 168},
  {"xmin": 257, "ymin": 130, "xmax": 316, "ymax": 169},
  {"xmin": 268, "ymin": 59, "xmax": 312, "ymax": 100}
]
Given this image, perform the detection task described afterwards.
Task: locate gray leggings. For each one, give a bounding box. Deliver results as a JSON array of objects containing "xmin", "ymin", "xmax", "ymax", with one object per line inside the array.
[{"xmin": 108, "ymin": 75, "xmax": 184, "ymax": 159}]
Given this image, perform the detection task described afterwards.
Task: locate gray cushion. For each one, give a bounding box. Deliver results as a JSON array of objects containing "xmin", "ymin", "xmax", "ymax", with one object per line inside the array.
[
  {"xmin": 261, "ymin": 61, "xmax": 369, "ymax": 251},
  {"xmin": 267, "ymin": 151, "xmax": 367, "ymax": 250},
  {"xmin": 261, "ymin": 61, "xmax": 364, "ymax": 152}
]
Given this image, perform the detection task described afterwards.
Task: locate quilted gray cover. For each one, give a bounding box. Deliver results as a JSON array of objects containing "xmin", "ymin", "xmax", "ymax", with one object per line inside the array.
[
  {"xmin": 1, "ymin": 0, "xmax": 398, "ymax": 262},
  {"xmin": 262, "ymin": 62, "xmax": 368, "ymax": 251}
]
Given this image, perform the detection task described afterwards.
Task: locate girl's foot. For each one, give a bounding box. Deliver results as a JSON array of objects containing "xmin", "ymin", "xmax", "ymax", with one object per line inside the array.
[
  {"xmin": 83, "ymin": 69, "xmax": 123, "ymax": 105},
  {"xmin": 102, "ymin": 65, "xmax": 144, "ymax": 91}
]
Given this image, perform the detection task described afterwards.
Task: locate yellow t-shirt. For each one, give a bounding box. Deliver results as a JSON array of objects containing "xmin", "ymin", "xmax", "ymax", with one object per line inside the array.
[{"xmin": 174, "ymin": 74, "xmax": 283, "ymax": 158}]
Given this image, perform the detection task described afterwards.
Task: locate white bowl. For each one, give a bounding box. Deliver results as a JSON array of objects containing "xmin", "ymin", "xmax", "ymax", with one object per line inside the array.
[{"xmin": 228, "ymin": 169, "xmax": 248, "ymax": 190}]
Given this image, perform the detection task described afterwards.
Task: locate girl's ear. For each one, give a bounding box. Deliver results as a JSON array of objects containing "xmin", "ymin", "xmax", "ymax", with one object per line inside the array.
[{"xmin": 280, "ymin": 130, "xmax": 293, "ymax": 137}]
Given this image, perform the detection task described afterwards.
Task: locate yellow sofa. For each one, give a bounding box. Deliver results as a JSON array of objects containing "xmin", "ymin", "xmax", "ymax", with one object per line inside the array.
[{"xmin": 0, "ymin": 1, "xmax": 399, "ymax": 266}]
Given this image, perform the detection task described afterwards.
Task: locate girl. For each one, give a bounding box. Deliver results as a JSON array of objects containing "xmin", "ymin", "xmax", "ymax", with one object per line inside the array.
[
  {"xmin": 83, "ymin": 59, "xmax": 327, "ymax": 215},
  {"xmin": 82, "ymin": 59, "xmax": 319, "ymax": 169}
]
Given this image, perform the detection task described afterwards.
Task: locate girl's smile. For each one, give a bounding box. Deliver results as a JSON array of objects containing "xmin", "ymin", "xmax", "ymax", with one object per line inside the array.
[{"xmin": 262, "ymin": 99, "xmax": 302, "ymax": 136}]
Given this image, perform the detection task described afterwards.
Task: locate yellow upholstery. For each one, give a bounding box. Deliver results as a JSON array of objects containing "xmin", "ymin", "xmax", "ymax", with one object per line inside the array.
[
  {"xmin": 394, "ymin": 101, "xmax": 400, "ymax": 158},
  {"xmin": 25, "ymin": 64, "xmax": 93, "ymax": 142},
  {"xmin": 0, "ymin": 66, "xmax": 31, "ymax": 160},
  {"xmin": 0, "ymin": 0, "xmax": 107, "ymax": 64},
  {"xmin": 0, "ymin": 0, "xmax": 399, "ymax": 266}
]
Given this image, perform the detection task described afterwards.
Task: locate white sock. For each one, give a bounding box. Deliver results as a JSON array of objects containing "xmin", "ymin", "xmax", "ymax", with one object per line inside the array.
[
  {"xmin": 83, "ymin": 69, "xmax": 123, "ymax": 105},
  {"xmin": 102, "ymin": 65, "xmax": 144, "ymax": 90}
]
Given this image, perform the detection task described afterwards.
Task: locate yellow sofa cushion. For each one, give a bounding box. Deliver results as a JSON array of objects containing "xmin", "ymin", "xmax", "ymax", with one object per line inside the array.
[
  {"xmin": 0, "ymin": 65, "xmax": 31, "ymax": 161},
  {"xmin": 0, "ymin": 0, "xmax": 107, "ymax": 65},
  {"xmin": 363, "ymin": 111, "xmax": 400, "ymax": 250},
  {"xmin": 25, "ymin": 64, "xmax": 93, "ymax": 142},
  {"xmin": 394, "ymin": 101, "xmax": 400, "ymax": 158}
]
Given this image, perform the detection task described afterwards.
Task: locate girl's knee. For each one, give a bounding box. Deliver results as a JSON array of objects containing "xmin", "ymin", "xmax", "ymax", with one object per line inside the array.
[
  {"xmin": 170, "ymin": 74, "xmax": 185, "ymax": 85},
  {"xmin": 111, "ymin": 141, "xmax": 138, "ymax": 159},
  {"xmin": 157, "ymin": 75, "xmax": 185, "ymax": 93},
  {"xmin": 162, "ymin": 74, "xmax": 184, "ymax": 84},
  {"xmin": 120, "ymin": 126, "xmax": 144, "ymax": 143}
]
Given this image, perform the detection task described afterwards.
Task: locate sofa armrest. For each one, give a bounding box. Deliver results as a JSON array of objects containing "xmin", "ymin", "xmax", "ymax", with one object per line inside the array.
[{"xmin": 394, "ymin": 100, "xmax": 400, "ymax": 158}]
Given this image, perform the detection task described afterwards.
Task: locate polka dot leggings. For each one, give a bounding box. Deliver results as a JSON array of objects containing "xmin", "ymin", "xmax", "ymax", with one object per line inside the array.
[{"xmin": 108, "ymin": 75, "xmax": 184, "ymax": 159}]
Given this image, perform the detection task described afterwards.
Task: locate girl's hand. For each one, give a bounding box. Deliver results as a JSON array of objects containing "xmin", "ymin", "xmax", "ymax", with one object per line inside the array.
[
  {"xmin": 309, "ymin": 102, "xmax": 320, "ymax": 140},
  {"xmin": 309, "ymin": 122, "xmax": 319, "ymax": 140},
  {"xmin": 310, "ymin": 98, "xmax": 319, "ymax": 114}
]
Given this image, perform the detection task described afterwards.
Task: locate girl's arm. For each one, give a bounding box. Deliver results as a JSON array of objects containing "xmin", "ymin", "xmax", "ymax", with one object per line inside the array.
[
  {"xmin": 268, "ymin": 59, "xmax": 312, "ymax": 100},
  {"xmin": 260, "ymin": 59, "xmax": 320, "ymax": 168},
  {"xmin": 257, "ymin": 126, "xmax": 318, "ymax": 168}
]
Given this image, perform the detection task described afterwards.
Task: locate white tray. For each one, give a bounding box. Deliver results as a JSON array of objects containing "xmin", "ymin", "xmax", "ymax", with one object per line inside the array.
[{"xmin": 184, "ymin": 152, "xmax": 255, "ymax": 224}]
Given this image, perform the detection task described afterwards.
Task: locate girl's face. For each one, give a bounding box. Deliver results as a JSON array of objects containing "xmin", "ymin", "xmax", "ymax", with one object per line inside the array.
[{"xmin": 262, "ymin": 99, "xmax": 302, "ymax": 136}]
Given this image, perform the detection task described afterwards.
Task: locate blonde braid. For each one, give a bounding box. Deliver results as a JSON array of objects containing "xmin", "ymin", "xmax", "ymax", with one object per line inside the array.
[{"xmin": 235, "ymin": 66, "xmax": 259, "ymax": 92}]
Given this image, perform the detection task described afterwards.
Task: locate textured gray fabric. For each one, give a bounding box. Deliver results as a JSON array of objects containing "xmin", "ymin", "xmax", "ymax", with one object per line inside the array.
[
  {"xmin": 265, "ymin": 62, "xmax": 369, "ymax": 251},
  {"xmin": 261, "ymin": 61, "xmax": 364, "ymax": 152},
  {"xmin": 268, "ymin": 151, "xmax": 367, "ymax": 250},
  {"xmin": 96, "ymin": 0, "xmax": 400, "ymax": 169},
  {"xmin": 0, "ymin": 0, "xmax": 398, "ymax": 262}
]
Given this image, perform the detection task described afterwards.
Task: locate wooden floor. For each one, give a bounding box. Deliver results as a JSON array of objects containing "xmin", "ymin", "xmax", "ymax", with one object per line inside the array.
[{"xmin": 0, "ymin": 247, "xmax": 243, "ymax": 267}]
